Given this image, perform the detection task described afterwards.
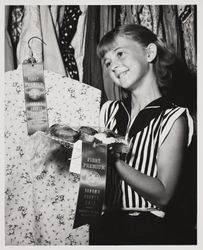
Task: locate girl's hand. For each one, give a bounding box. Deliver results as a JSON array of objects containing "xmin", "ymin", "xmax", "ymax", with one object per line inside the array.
[{"xmin": 108, "ymin": 146, "xmax": 125, "ymax": 167}]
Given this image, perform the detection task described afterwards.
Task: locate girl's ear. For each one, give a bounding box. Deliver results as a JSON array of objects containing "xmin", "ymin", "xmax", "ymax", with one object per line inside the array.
[{"xmin": 146, "ymin": 43, "xmax": 157, "ymax": 62}]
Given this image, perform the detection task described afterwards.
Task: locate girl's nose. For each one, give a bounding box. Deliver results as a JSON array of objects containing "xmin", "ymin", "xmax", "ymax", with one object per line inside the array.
[{"xmin": 111, "ymin": 62, "xmax": 119, "ymax": 72}]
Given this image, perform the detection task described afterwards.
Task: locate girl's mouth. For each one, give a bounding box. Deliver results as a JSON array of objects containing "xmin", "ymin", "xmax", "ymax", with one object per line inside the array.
[{"xmin": 118, "ymin": 71, "xmax": 128, "ymax": 79}]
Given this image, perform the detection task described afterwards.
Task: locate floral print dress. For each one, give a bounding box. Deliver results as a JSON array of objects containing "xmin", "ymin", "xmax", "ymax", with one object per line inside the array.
[{"xmin": 5, "ymin": 65, "xmax": 101, "ymax": 245}]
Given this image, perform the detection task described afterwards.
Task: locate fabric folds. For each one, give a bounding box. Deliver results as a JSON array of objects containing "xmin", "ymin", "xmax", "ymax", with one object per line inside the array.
[
  {"xmin": 40, "ymin": 6, "xmax": 66, "ymax": 76},
  {"xmin": 59, "ymin": 6, "xmax": 82, "ymax": 80},
  {"xmin": 17, "ymin": 5, "xmax": 43, "ymax": 64}
]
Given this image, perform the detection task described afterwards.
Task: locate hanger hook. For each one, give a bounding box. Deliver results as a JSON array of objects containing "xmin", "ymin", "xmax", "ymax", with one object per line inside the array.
[{"xmin": 28, "ymin": 36, "xmax": 47, "ymax": 57}]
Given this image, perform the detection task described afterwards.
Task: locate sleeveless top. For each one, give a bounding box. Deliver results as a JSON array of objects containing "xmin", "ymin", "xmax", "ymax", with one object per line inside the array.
[{"xmin": 99, "ymin": 97, "xmax": 194, "ymax": 213}]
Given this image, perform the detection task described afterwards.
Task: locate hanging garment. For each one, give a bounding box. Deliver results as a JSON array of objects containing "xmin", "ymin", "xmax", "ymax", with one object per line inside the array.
[
  {"xmin": 5, "ymin": 6, "xmax": 15, "ymax": 71},
  {"xmin": 17, "ymin": 5, "xmax": 43, "ymax": 64},
  {"xmin": 71, "ymin": 5, "xmax": 88, "ymax": 81},
  {"xmin": 83, "ymin": 6, "xmax": 106, "ymax": 104},
  {"xmin": 139, "ymin": 5, "xmax": 153, "ymax": 30},
  {"xmin": 9, "ymin": 6, "xmax": 24, "ymax": 45},
  {"xmin": 120, "ymin": 5, "xmax": 143, "ymax": 25},
  {"xmin": 120, "ymin": 5, "xmax": 163, "ymax": 37},
  {"xmin": 162, "ymin": 5, "xmax": 183, "ymax": 59},
  {"xmin": 5, "ymin": 66, "xmax": 101, "ymax": 245},
  {"xmin": 178, "ymin": 5, "xmax": 196, "ymax": 72},
  {"xmin": 50, "ymin": 5, "xmax": 59, "ymax": 30},
  {"xmin": 149, "ymin": 5, "xmax": 164, "ymax": 38},
  {"xmin": 39, "ymin": 6, "xmax": 66, "ymax": 76},
  {"xmin": 120, "ymin": 5, "xmax": 137, "ymax": 25},
  {"xmin": 7, "ymin": 6, "xmax": 24, "ymax": 68},
  {"xmin": 100, "ymin": 5, "xmax": 116, "ymax": 37},
  {"xmin": 130, "ymin": 5, "xmax": 142, "ymax": 24},
  {"xmin": 50, "ymin": 5, "xmax": 65, "ymax": 38},
  {"xmin": 57, "ymin": 6, "xmax": 65, "ymax": 32},
  {"xmin": 120, "ymin": 5, "xmax": 127, "ymax": 25},
  {"xmin": 59, "ymin": 6, "xmax": 82, "ymax": 80},
  {"xmin": 136, "ymin": 5, "xmax": 164, "ymax": 38},
  {"xmin": 8, "ymin": 6, "xmax": 24, "ymax": 53},
  {"xmin": 100, "ymin": 5, "xmax": 122, "ymax": 101}
]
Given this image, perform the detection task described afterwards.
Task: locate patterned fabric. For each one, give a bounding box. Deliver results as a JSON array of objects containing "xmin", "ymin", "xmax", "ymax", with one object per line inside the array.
[
  {"xmin": 5, "ymin": 66, "xmax": 101, "ymax": 245},
  {"xmin": 178, "ymin": 5, "xmax": 196, "ymax": 72},
  {"xmin": 8, "ymin": 6, "xmax": 24, "ymax": 50},
  {"xmin": 99, "ymin": 97, "xmax": 194, "ymax": 211},
  {"xmin": 119, "ymin": 5, "xmax": 164, "ymax": 38},
  {"xmin": 7, "ymin": 6, "xmax": 24, "ymax": 68},
  {"xmin": 59, "ymin": 6, "xmax": 82, "ymax": 80},
  {"xmin": 120, "ymin": 5, "xmax": 138, "ymax": 25},
  {"xmin": 139, "ymin": 5, "xmax": 154, "ymax": 31},
  {"xmin": 71, "ymin": 5, "xmax": 88, "ymax": 81}
]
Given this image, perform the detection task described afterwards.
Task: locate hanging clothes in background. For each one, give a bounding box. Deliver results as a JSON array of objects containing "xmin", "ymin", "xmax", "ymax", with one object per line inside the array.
[
  {"xmin": 162, "ymin": 5, "xmax": 183, "ymax": 59},
  {"xmin": 120, "ymin": 5, "xmax": 140, "ymax": 25},
  {"xmin": 178, "ymin": 5, "xmax": 196, "ymax": 73},
  {"xmin": 99, "ymin": 5, "xmax": 122, "ymax": 101},
  {"xmin": 100, "ymin": 5, "xmax": 117, "ymax": 37},
  {"xmin": 71, "ymin": 5, "xmax": 88, "ymax": 81},
  {"xmin": 139, "ymin": 5, "xmax": 154, "ymax": 31},
  {"xmin": 17, "ymin": 5, "xmax": 43, "ymax": 64},
  {"xmin": 7, "ymin": 5, "xmax": 24, "ymax": 68},
  {"xmin": 54, "ymin": 6, "xmax": 65, "ymax": 37},
  {"xmin": 83, "ymin": 6, "xmax": 107, "ymax": 104},
  {"xmin": 59, "ymin": 6, "xmax": 82, "ymax": 80},
  {"xmin": 5, "ymin": 4, "xmax": 196, "ymax": 104},
  {"xmin": 178, "ymin": 5, "xmax": 197, "ymax": 130},
  {"xmin": 8, "ymin": 6, "xmax": 24, "ymax": 46},
  {"xmin": 49, "ymin": 5, "xmax": 60, "ymax": 33},
  {"xmin": 120, "ymin": 5, "xmax": 166, "ymax": 41},
  {"xmin": 5, "ymin": 6, "xmax": 15, "ymax": 72},
  {"xmin": 130, "ymin": 5, "xmax": 143, "ymax": 24},
  {"xmin": 148, "ymin": 5, "xmax": 164, "ymax": 39},
  {"xmin": 119, "ymin": 5, "xmax": 183, "ymax": 56},
  {"xmin": 40, "ymin": 6, "xmax": 66, "ymax": 76}
]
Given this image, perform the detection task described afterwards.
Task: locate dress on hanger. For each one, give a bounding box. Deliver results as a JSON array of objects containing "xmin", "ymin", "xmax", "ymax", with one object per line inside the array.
[{"xmin": 5, "ymin": 66, "xmax": 101, "ymax": 245}]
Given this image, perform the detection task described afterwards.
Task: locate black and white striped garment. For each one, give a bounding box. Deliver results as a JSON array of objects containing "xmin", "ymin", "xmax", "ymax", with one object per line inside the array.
[{"xmin": 100, "ymin": 97, "xmax": 194, "ymax": 212}]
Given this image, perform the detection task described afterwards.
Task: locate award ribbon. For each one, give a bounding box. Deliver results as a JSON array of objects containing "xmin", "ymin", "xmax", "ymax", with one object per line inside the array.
[
  {"xmin": 73, "ymin": 142, "xmax": 107, "ymax": 228},
  {"xmin": 22, "ymin": 61, "xmax": 49, "ymax": 135}
]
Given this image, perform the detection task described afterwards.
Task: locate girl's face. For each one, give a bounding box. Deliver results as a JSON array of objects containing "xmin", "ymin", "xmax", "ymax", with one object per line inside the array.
[{"xmin": 102, "ymin": 36, "xmax": 150, "ymax": 91}]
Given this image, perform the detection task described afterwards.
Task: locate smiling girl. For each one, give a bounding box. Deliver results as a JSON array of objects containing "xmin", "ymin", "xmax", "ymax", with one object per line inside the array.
[{"xmin": 89, "ymin": 24, "xmax": 194, "ymax": 245}]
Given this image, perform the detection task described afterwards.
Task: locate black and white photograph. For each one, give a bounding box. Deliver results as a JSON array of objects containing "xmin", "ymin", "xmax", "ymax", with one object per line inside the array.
[{"xmin": 3, "ymin": 1, "xmax": 200, "ymax": 248}]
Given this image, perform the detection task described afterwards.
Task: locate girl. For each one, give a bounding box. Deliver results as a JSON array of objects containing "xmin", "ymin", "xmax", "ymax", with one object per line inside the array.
[{"xmin": 89, "ymin": 24, "xmax": 194, "ymax": 245}]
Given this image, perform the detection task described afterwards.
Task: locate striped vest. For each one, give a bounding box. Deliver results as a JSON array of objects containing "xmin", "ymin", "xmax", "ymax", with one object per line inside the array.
[{"xmin": 100, "ymin": 97, "xmax": 193, "ymax": 211}]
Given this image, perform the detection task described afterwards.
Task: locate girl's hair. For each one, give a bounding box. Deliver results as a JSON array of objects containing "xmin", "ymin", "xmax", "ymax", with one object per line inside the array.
[{"xmin": 97, "ymin": 24, "xmax": 175, "ymax": 96}]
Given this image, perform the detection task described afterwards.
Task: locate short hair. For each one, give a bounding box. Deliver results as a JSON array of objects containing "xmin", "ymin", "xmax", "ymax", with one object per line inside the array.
[{"xmin": 97, "ymin": 24, "xmax": 175, "ymax": 96}]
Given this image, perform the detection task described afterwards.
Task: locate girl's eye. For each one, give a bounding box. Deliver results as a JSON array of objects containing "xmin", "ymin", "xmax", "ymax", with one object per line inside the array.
[
  {"xmin": 104, "ymin": 61, "xmax": 111, "ymax": 68},
  {"xmin": 117, "ymin": 51, "xmax": 125, "ymax": 57}
]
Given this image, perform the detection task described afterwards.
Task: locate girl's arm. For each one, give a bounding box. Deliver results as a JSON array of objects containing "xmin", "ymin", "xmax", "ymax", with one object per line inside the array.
[{"xmin": 114, "ymin": 115, "xmax": 188, "ymax": 208}]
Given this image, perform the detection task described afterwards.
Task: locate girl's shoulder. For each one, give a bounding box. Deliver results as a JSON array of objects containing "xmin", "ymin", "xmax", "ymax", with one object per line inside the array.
[
  {"xmin": 101, "ymin": 99, "xmax": 121, "ymax": 109},
  {"xmin": 99, "ymin": 99, "xmax": 127, "ymax": 131},
  {"xmin": 160, "ymin": 103, "xmax": 194, "ymax": 147},
  {"xmin": 100, "ymin": 99, "xmax": 122, "ymax": 116}
]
